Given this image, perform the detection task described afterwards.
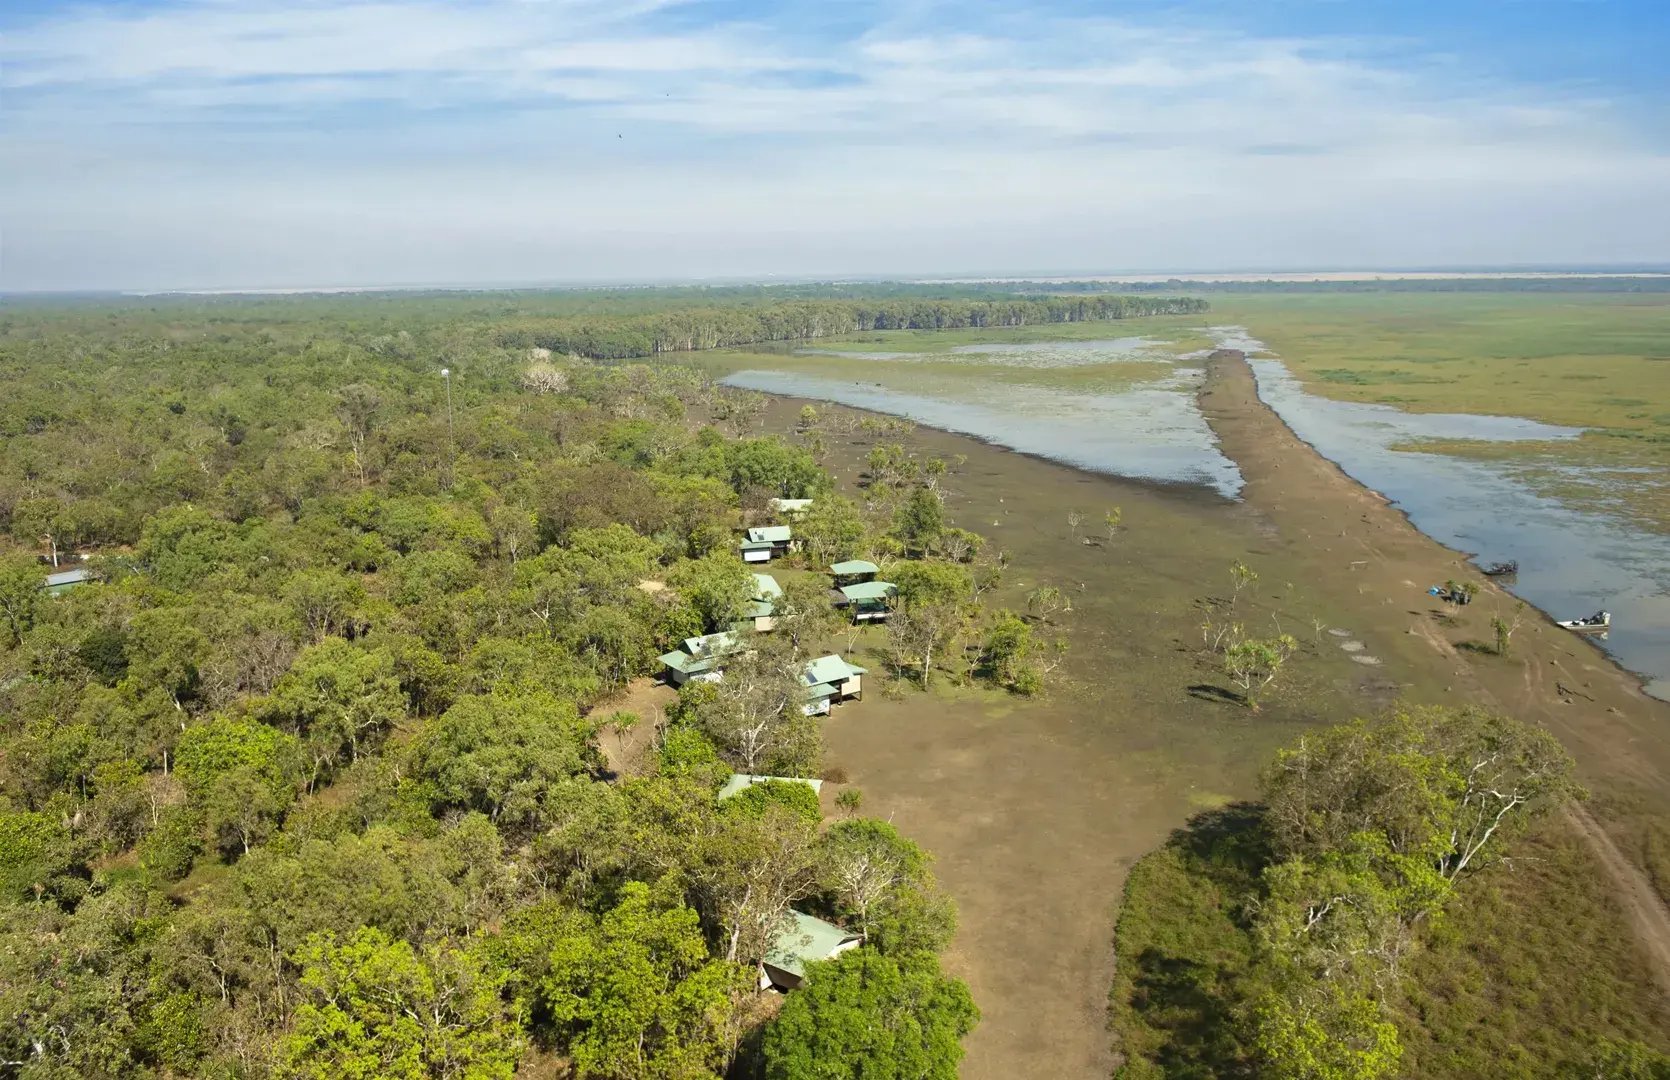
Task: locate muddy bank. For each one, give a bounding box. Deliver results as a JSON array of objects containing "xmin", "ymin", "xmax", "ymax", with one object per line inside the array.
[
  {"xmin": 1228, "ymin": 336, "xmax": 1670, "ymax": 702},
  {"xmin": 1201, "ymin": 349, "xmax": 1670, "ymax": 783}
]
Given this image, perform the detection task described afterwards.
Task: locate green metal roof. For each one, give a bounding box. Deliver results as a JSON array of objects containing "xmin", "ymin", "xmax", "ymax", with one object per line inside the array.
[
  {"xmin": 838, "ymin": 581, "xmax": 896, "ymax": 602},
  {"xmin": 803, "ymin": 682, "xmax": 838, "ymax": 700},
  {"xmin": 748, "ymin": 525, "xmax": 793, "ymax": 543},
  {"xmin": 803, "ymin": 654, "xmax": 866, "ymax": 686},
  {"xmin": 740, "ymin": 538, "xmax": 775, "ymax": 551},
  {"xmin": 742, "ymin": 599, "xmax": 775, "ymax": 620},
  {"xmin": 829, "ymin": 560, "xmax": 879, "ymax": 576},
  {"xmin": 751, "ymin": 573, "xmax": 783, "ymax": 599},
  {"xmin": 717, "ymin": 774, "xmax": 824, "ymax": 800},
  {"xmin": 659, "ymin": 650, "xmax": 717, "ymax": 675},
  {"xmin": 764, "ymin": 912, "xmax": 862, "ymax": 979},
  {"xmin": 683, "ymin": 631, "xmax": 739, "ymax": 657},
  {"xmin": 662, "ymin": 631, "xmax": 742, "ymax": 674}
]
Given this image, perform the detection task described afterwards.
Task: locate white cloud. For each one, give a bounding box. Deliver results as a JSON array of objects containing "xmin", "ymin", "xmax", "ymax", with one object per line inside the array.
[{"xmin": 1, "ymin": 0, "xmax": 1665, "ymax": 289}]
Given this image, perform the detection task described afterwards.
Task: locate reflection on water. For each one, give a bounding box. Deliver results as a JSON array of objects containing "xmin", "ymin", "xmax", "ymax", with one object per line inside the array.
[
  {"xmin": 723, "ymin": 368, "xmax": 1245, "ymax": 498},
  {"xmin": 1226, "ymin": 328, "xmax": 1670, "ymax": 701}
]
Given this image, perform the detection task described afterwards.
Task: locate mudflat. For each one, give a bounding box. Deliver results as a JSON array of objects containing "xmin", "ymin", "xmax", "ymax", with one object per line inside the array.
[{"xmin": 758, "ymin": 343, "xmax": 1670, "ymax": 1077}]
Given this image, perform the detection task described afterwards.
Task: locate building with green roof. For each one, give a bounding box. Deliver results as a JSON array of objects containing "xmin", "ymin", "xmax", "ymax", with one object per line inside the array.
[
  {"xmin": 835, "ymin": 580, "xmax": 896, "ymax": 623},
  {"xmin": 799, "ymin": 653, "xmax": 866, "ymax": 713},
  {"xmin": 760, "ymin": 911, "xmax": 864, "ymax": 991},
  {"xmin": 740, "ymin": 525, "xmax": 795, "ymax": 564},
  {"xmin": 737, "ymin": 573, "xmax": 783, "ymax": 632},
  {"xmin": 657, "ymin": 631, "xmax": 744, "ymax": 686},
  {"xmin": 829, "ymin": 559, "xmax": 879, "ymax": 584},
  {"xmin": 42, "ymin": 567, "xmax": 92, "ymax": 596}
]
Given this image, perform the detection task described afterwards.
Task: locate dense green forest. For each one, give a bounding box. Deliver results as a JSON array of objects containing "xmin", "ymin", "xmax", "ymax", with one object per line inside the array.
[{"xmin": 0, "ymin": 295, "xmax": 1070, "ymax": 1077}]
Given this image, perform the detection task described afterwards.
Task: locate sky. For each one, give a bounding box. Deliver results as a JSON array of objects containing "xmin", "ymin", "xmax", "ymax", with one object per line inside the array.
[{"xmin": 3, "ymin": 0, "xmax": 1668, "ymax": 291}]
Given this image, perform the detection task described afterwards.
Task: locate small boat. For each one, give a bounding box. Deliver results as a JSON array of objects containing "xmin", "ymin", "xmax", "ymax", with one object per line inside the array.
[
  {"xmin": 1481, "ymin": 561, "xmax": 1518, "ymax": 577},
  {"xmin": 1556, "ymin": 610, "xmax": 1610, "ymax": 632}
]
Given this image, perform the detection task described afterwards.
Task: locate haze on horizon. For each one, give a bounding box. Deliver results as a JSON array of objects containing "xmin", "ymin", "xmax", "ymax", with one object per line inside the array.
[{"xmin": 3, "ymin": 0, "xmax": 1668, "ymax": 293}]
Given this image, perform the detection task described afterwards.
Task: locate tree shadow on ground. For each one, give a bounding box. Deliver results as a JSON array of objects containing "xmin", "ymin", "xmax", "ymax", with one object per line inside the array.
[
  {"xmin": 1170, "ymin": 802, "xmax": 1272, "ymax": 888},
  {"xmin": 1128, "ymin": 949, "xmax": 1254, "ymax": 1080},
  {"xmin": 1187, "ymin": 683, "xmax": 1247, "ymax": 707}
]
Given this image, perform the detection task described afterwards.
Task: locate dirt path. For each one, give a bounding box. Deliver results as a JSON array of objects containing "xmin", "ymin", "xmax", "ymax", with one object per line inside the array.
[
  {"xmin": 1565, "ymin": 803, "xmax": 1670, "ymax": 995},
  {"xmin": 1201, "ymin": 348, "xmax": 1670, "ymax": 993}
]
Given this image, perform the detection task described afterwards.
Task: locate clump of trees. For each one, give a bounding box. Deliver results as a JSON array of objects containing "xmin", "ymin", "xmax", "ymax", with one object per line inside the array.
[
  {"xmin": 1110, "ymin": 705, "xmax": 1585, "ymax": 1080},
  {"xmin": 1196, "ymin": 559, "xmax": 1301, "ymax": 707},
  {"xmin": 493, "ymin": 295, "xmax": 1209, "ymax": 360}
]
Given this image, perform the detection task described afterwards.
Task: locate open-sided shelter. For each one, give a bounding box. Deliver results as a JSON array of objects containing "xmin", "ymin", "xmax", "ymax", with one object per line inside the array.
[{"xmin": 834, "ymin": 580, "xmax": 896, "ymax": 623}]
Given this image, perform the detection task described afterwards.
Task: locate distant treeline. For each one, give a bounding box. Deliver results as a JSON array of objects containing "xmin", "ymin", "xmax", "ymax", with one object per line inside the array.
[
  {"xmin": 965, "ymin": 276, "xmax": 1670, "ymax": 295},
  {"xmin": 494, "ymin": 295, "xmax": 1209, "ymax": 359}
]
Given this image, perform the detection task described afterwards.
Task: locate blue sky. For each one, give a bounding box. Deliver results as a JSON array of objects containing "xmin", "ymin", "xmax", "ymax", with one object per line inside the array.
[{"xmin": 3, "ymin": 0, "xmax": 1667, "ymax": 290}]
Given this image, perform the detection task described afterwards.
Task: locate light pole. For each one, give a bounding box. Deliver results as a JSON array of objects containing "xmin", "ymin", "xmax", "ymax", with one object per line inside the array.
[{"xmin": 440, "ymin": 367, "xmax": 455, "ymax": 488}]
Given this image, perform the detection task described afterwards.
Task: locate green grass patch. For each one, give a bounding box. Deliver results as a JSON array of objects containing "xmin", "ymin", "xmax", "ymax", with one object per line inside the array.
[
  {"xmin": 1395, "ymin": 823, "xmax": 1670, "ymax": 1077},
  {"xmin": 1109, "ymin": 805, "xmax": 1265, "ymax": 1079}
]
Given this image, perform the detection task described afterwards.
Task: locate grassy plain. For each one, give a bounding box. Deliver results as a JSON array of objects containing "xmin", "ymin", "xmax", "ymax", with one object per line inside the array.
[{"xmin": 1208, "ymin": 292, "xmax": 1670, "ymax": 532}]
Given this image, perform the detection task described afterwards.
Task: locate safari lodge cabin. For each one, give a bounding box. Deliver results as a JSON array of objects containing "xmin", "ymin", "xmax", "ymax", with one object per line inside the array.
[
  {"xmin": 828, "ymin": 559, "xmax": 879, "ymax": 586},
  {"xmin": 717, "ymin": 774, "xmax": 824, "ymax": 802},
  {"xmin": 740, "ymin": 525, "xmax": 794, "ymax": 563},
  {"xmin": 42, "ymin": 567, "xmax": 92, "ymax": 596},
  {"xmin": 657, "ymin": 631, "xmax": 743, "ymax": 686},
  {"xmin": 741, "ymin": 573, "xmax": 783, "ymax": 632},
  {"xmin": 800, "ymin": 654, "xmax": 866, "ymax": 715}
]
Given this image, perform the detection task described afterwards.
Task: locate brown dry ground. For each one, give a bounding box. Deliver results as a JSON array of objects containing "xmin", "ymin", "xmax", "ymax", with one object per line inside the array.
[{"xmin": 742, "ymin": 344, "xmax": 1670, "ymax": 1078}]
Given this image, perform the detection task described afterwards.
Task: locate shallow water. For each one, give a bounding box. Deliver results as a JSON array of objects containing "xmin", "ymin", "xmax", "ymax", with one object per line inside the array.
[
  {"xmin": 1226, "ymin": 328, "xmax": 1670, "ymax": 701},
  {"xmin": 793, "ymin": 336, "xmax": 1166, "ymax": 366},
  {"xmin": 723, "ymin": 368, "xmax": 1245, "ymax": 498}
]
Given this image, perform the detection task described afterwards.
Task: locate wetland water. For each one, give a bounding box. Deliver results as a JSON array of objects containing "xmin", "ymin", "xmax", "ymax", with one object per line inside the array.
[
  {"xmin": 721, "ymin": 328, "xmax": 1670, "ymax": 700},
  {"xmin": 723, "ymin": 337, "xmax": 1244, "ymax": 497},
  {"xmin": 1220, "ymin": 328, "xmax": 1670, "ymax": 702}
]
